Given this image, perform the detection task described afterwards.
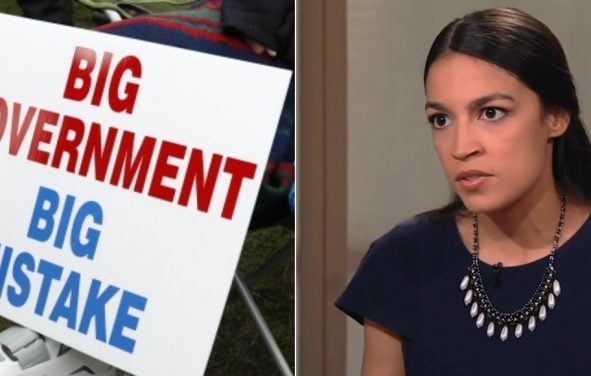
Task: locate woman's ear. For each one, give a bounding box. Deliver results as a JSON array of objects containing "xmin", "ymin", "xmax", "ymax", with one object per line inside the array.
[{"xmin": 546, "ymin": 109, "xmax": 570, "ymax": 138}]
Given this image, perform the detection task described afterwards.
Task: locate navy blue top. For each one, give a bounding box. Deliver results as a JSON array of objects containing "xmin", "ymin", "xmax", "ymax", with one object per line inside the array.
[{"xmin": 336, "ymin": 215, "xmax": 591, "ymax": 375}]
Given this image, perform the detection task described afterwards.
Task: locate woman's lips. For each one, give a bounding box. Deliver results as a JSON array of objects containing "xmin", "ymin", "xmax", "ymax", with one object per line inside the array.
[{"xmin": 455, "ymin": 170, "xmax": 492, "ymax": 191}]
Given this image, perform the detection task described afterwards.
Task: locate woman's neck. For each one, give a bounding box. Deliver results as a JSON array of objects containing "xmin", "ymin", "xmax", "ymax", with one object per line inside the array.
[{"xmin": 477, "ymin": 187, "xmax": 564, "ymax": 266}]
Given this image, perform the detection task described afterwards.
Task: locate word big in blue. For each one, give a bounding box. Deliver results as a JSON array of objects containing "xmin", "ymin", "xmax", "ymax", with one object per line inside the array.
[{"xmin": 27, "ymin": 186, "xmax": 102, "ymax": 260}]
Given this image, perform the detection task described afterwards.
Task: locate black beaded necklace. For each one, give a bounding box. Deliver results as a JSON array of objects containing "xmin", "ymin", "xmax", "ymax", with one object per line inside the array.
[{"xmin": 459, "ymin": 195, "xmax": 565, "ymax": 341}]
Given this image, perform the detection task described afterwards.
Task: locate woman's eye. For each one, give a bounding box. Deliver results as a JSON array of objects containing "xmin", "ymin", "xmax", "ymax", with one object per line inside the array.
[
  {"xmin": 428, "ymin": 114, "xmax": 451, "ymax": 128},
  {"xmin": 480, "ymin": 107, "xmax": 506, "ymax": 121}
]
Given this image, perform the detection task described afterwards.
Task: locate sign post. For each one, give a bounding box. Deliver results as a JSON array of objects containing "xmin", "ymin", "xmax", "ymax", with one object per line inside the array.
[{"xmin": 0, "ymin": 14, "xmax": 291, "ymax": 376}]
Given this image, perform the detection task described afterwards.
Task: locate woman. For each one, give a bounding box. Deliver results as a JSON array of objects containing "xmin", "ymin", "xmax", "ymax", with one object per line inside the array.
[{"xmin": 337, "ymin": 7, "xmax": 591, "ymax": 375}]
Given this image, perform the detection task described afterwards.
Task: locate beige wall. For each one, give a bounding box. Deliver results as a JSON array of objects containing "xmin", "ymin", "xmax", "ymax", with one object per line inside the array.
[{"xmin": 345, "ymin": 1, "xmax": 591, "ymax": 374}]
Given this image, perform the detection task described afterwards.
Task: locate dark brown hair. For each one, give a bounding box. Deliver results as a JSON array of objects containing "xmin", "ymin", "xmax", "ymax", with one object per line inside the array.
[{"xmin": 421, "ymin": 7, "xmax": 591, "ymax": 218}]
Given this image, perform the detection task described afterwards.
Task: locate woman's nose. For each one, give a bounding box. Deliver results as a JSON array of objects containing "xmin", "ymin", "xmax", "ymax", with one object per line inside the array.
[{"xmin": 451, "ymin": 121, "xmax": 482, "ymax": 160}]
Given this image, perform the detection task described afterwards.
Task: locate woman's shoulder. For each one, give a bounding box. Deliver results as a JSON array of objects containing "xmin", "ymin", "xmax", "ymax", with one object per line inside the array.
[
  {"xmin": 370, "ymin": 214, "xmax": 455, "ymax": 256},
  {"xmin": 353, "ymin": 214, "xmax": 461, "ymax": 283},
  {"xmin": 336, "ymin": 214, "xmax": 458, "ymax": 335}
]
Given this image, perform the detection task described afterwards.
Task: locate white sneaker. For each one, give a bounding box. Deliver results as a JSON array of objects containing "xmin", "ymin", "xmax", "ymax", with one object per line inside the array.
[
  {"xmin": 0, "ymin": 326, "xmax": 54, "ymax": 374},
  {"xmin": 15, "ymin": 347, "xmax": 121, "ymax": 376},
  {"xmin": 0, "ymin": 326, "xmax": 130, "ymax": 376}
]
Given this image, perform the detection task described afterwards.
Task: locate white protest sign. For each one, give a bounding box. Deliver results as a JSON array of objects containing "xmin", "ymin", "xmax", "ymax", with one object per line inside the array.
[{"xmin": 0, "ymin": 14, "xmax": 291, "ymax": 376}]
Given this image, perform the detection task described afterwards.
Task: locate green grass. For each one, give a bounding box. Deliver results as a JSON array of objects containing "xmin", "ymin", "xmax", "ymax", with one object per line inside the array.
[
  {"xmin": 0, "ymin": 1, "xmax": 19, "ymax": 15},
  {"xmin": 0, "ymin": 2, "xmax": 295, "ymax": 374},
  {"xmin": 207, "ymin": 225, "xmax": 294, "ymax": 375},
  {"xmin": 0, "ymin": 0, "xmax": 95, "ymax": 28}
]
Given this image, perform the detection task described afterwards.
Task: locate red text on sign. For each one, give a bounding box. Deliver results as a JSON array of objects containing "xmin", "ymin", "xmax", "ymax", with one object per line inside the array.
[
  {"xmin": 63, "ymin": 46, "xmax": 142, "ymax": 114},
  {"xmin": 0, "ymin": 98, "xmax": 257, "ymax": 220}
]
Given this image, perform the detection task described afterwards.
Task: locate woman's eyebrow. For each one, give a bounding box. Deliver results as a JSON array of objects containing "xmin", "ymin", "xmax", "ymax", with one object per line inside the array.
[
  {"xmin": 424, "ymin": 101, "xmax": 448, "ymax": 112},
  {"xmin": 469, "ymin": 93, "xmax": 515, "ymax": 110},
  {"xmin": 425, "ymin": 93, "xmax": 516, "ymax": 112}
]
